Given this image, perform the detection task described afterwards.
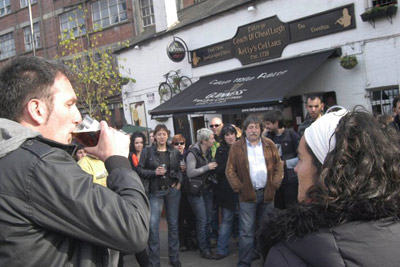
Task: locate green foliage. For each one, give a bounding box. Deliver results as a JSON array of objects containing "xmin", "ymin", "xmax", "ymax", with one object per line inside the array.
[
  {"xmin": 339, "ymin": 55, "xmax": 358, "ymax": 70},
  {"xmin": 55, "ymin": 6, "xmax": 134, "ymax": 120}
]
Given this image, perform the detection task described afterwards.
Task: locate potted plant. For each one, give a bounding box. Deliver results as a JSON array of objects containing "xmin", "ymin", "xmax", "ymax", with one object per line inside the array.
[
  {"xmin": 120, "ymin": 76, "xmax": 134, "ymax": 85},
  {"xmin": 340, "ymin": 55, "xmax": 358, "ymax": 70},
  {"xmin": 361, "ymin": 3, "xmax": 398, "ymax": 21}
]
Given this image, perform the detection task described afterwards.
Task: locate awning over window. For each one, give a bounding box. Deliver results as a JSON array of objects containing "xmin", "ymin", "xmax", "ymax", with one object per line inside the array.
[{"xmin": 150, "ymin": 50, "xmax": 336, "ymax": 119}]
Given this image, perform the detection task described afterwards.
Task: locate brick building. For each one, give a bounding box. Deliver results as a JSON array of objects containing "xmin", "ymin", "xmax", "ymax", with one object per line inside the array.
[{"xmin": 0, "ymin": 0, "xmax": 198, "ymax": 125}]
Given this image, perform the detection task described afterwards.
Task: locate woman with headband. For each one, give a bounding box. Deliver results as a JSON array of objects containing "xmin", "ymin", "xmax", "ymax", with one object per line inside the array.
[{"xmin": 259, "ymin": 108, "xmax": 400, "ymax": 266}]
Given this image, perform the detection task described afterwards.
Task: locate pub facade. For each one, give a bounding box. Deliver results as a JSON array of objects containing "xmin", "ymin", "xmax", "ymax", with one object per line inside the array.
[{"xmin": 116, "ymin": 0, "xmax": 399, "ymax": 144}]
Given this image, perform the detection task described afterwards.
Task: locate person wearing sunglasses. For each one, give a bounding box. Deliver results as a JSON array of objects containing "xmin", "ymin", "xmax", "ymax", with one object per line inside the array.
[
  {"xmin": 172, "ymin": 134, "xmax": 198, "ymax": 252},
  {"xmin": 209, "ymin": 117, "xmax": 223, "ymax": 159},
  {"xmin": 208, "ymin": 117, "xmax": 224, "ymax": 247}
]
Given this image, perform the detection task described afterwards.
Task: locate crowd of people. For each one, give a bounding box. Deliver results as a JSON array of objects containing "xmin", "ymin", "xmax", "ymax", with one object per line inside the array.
[{"xmin": 2, "ymin": 56, "xmax": 400, "ymax": 267}]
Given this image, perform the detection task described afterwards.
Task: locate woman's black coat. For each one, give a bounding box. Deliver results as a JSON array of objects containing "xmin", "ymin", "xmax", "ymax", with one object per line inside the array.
[{"xmin": 215, "ymin": 141, "xmax": 238, "ymax": 210}]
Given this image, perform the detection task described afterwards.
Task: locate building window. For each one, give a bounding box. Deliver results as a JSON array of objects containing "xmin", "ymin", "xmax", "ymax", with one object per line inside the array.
[
  {"xmin": 60, "ymin": 8, "xmax": 86, "ymax": 39},
  {"xmin": 23, "ymin": 23, "xmax": 41, "ymax": 51},
  {"xmin": 139, "ymin": 0, "xmax": 154, "ymax": 27},
  {"xmin": 0, "ymin": 0, "xmax": 11, "ymax": 17},
  {"xmin": 20, "ymin": 0, "xmax": 37, "ymax": 8},
  {"xmin": 370, "ymin": 87, "xmax": 399, "ymax": 115},
  {"xmin": 91, "ymin": 0, "xmax": 127, "ymax": 30},
  {"xmin": 372, "ymin": 0, "xmax": 397, "ymax": 7},
  {"xmin": 0, "ymin": 32, "xmax": 16, "ymax": 60}
]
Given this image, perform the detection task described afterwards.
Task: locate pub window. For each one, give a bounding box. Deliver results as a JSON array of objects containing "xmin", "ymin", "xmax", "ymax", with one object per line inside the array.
[
  {"xmin": 0, "ymin": 0, "xmax": 11, "ymax": 17},
  {"xmin": 91, "ymin": 0, "xmax": 127, "ymax": 30},
  {"xmin": 0, "ymin": 32, "xmax": 16, "ymax": 60},
  {"xmin": 371, "ymin": 0, "xmax": 397, "ymax": 7},
  {"xmin": 20, "ymin": 0, "xmax": 37, "ymax": 9},
  {"xmin": 369, "ymin": 87, "xmax": 399, "ymax": 115},
  {"xmin": 23, "ymin": 23, "xmax": 41, "ymax": 51},
  {"xmin": 139, "ymin": 0, "xmax": 154, "ymax": 27},
  {"xmin": 60, "ymin": 8, "xmax": 86, "ymax": 39}
]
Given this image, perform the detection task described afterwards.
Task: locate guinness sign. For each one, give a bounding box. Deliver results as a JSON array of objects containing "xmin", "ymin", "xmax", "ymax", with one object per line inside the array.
[{"xmin": 167, "ymin": 39, "xmax": 186, "ymax": 62}]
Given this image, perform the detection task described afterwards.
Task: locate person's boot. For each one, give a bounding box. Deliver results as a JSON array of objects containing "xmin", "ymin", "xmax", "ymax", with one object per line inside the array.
[{"xmin": 200, "ymin": 250, "xmax": 215, "ymax": 260}]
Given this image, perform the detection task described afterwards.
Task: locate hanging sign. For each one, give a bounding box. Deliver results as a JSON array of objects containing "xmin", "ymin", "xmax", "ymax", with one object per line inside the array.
[{"xmin": 167, "ymin": 39, "xmax": 186, "ymax": 62}]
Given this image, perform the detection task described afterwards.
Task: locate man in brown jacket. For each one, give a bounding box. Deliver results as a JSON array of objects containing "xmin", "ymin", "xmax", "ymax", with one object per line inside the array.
[{"xmin": 226, "ymin": 115, "xmax": 283, "ymax": 267}]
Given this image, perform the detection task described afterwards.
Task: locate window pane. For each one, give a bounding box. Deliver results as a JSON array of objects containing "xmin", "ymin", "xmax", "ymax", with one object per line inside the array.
[
  {"xmin": 92, "ymin": 2, "xmax": 99, "ymax": 12},
  {"xmin": 0, "ymin": 32, "xmax": 16, "ymax": 60},
  {"xmin": 102, "ymin": 17, "xmax": 110, "ymax": 27},
  {"xmin": 101, "ymin": 8, "xmax": 109, "ymax": 18},
  {"xmin": 112, "ymin": 14, "xmax": 119, "ymax": 23},
  {"xmin": 120, "ymin": 11, "xmax": 127, "ymax": 21},
  {"xmin": 110, "ymin": 5, "xmax": 117, "ymax": 15},
  {"xmin": 60, "ymin": 8, "xmax": 86, "ymax": 39},
  {"xmin": 100, "ymin": 0, "xmax": 108, "ymax": 9},
  {"xmin": 119, "ymin": 2, "xmax": 126, "ymax": 11},
  {"xmin": 140, "ymin": 0, "xmax": 154, "ymax": 27}
]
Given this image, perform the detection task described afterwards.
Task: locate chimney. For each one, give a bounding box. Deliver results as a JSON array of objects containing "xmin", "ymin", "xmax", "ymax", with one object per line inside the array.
[{"xmin": 154, "ymin": 0, "xmax": 179, "ymax": 33}]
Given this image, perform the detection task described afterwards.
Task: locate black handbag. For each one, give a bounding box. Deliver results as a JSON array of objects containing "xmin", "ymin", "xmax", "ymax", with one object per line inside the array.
[{"xmin": 187, "ymin": 178, "xmax": 204, "ymax": 195}]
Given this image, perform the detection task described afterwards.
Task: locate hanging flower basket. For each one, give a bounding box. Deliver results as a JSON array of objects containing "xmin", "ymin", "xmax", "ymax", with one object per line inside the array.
[
  {"xmin": 360, "ymin": 4, "xmax": 398, "ymax": 22},
  {"xmin": 340, "ymin": 55, "xmax": 358, "ymax": 70}
]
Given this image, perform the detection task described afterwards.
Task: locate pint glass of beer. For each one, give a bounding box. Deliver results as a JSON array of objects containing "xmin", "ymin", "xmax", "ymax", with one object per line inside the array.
[{"xmin": 72, "ymin": 115, "xmax": 101, "ymax": 147}]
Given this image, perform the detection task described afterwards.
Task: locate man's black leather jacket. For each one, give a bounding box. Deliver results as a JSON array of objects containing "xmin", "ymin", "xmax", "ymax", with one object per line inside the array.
[{"xmin": 0, "ymin": 136, "xmax": 150, "ymax": 267}]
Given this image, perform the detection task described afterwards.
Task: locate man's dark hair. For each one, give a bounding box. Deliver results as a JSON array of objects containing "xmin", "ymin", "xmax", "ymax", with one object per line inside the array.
[
  {"xmin": 130, "ymin": 132, "xmax": 147, "ymax": 154},
  {"xmin": 242, "ymin": 115, "xmax": 264, "ymax": 138},
  {"xmin": 392, "ymin": 95, "xmax": 400, "ymax": 109},
  {"xmin": 0, "ymin": 56, "xmax": 73, "ymax": 121},
  {"xmin": 306, "ymin": 94, "xmax": 323, "ymax": 103},
  {"xmin": 263, "ymin": 110, "xmax": 284, "ymax": 128}
]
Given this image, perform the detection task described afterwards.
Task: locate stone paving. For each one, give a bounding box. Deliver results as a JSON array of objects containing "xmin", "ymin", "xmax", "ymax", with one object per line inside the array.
[{"xmin": 123, "ymin": 217, "xmax": 263, "ymax": 267}]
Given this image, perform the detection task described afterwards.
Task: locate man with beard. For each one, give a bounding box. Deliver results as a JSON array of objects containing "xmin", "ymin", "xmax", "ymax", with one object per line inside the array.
[
  {"xmin": 263, "ymin": 110, "xmax": 300, "ymax": 209},
  {"xmin": 226, "ymin": 115, "xmax": 283, "ymax": 267}
]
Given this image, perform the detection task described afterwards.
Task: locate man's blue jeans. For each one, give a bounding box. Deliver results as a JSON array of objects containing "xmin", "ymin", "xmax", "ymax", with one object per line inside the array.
[
  {"xmin": 216, "ymin": 207, "xmax": 234, "ymax": 256},
  {"xmin": 148, "ymin": 187, "xmax": 181, "ymax": 267},
  {"xmin": 237, "ymin": 190, "xmax": 274, "ymax": 267},
  {"xmin": 188, "ymin": 188, "xmax": 213, "ymax": 253}
]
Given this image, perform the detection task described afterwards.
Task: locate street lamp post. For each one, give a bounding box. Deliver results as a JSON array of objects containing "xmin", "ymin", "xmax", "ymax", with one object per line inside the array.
[{"xmin": 28, "ymin": 0, "xmax": 36, "ymax": 56}]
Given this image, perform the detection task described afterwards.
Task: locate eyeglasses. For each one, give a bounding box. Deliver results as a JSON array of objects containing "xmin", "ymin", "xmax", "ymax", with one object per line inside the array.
[
  {"xmin": 209, "ymin": 124, "xmax": 221, "ymax": 128},
  {"xmin": 174, "ymin": 142, "xmax": 185, "ymax": 146}
]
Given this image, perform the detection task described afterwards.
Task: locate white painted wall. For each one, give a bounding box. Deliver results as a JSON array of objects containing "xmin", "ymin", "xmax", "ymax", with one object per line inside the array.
[
  {"xmin": 118, "ymin": 0, "xmax": 400, "ymax": 134},
  {"xmin": 154, "ymin": 0, "xmax": 179, "ymax": 33}
]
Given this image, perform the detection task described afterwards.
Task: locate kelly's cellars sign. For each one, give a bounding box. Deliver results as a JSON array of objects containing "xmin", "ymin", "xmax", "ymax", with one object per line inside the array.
[{"xmin": 191, "ymin": 4, "xmax": 355, "ymax": 67}]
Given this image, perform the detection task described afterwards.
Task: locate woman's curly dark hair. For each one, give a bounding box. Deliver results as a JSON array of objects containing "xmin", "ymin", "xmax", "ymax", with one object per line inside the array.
[{"xmin": 305, "ymin": 109, "xmax": 400, "ymax": 222}]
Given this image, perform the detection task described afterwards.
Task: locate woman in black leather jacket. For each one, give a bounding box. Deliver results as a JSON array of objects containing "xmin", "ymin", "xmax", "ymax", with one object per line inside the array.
[{"xmin": 138, "ymin": 124, "xmax": 182, "ymax": 267}]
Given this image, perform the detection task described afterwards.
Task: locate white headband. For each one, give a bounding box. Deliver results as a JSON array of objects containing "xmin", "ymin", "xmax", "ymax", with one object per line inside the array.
[{"xmin": 304, "ymin": 109, "xmax": 348, "ymax": 164}]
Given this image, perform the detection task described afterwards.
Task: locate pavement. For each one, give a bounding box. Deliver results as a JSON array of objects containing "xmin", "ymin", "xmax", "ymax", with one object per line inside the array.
[{"xmin": 123, "ymin": 217, "xmax": 263, "ymax": 267}]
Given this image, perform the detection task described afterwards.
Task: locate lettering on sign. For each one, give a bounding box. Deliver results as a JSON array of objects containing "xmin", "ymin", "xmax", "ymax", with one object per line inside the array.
[
  {"xmin": 289, "ymin": 5, "xmax": 355, "ymax": 43},
  {"xmin": 232, "ymin": 16, "xmax": 289, "ymax": 65},
  {"xmin": 190, "ymin": 4, "xmax": 355, "ymax": 67}
]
